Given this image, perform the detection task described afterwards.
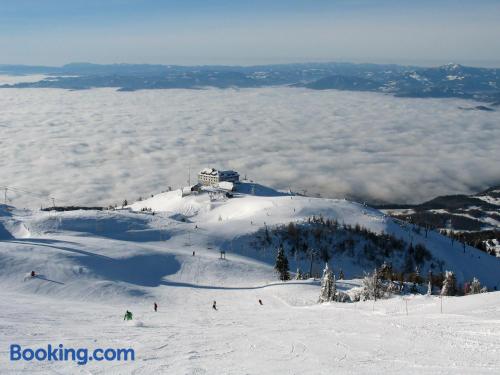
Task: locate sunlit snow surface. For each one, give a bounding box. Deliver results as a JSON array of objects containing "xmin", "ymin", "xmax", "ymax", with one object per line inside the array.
[
  {"xmin": 1, "ymin": 86, "xmax": 499, "ymax": 207},
  {"xmin": 1, "ymin": 188, "xmax": 500, "ymax": 374}
]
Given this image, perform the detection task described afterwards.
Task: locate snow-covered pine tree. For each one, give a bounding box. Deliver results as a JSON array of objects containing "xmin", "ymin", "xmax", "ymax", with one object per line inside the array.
[
  {"xmin": 469, "ymin": 277, "xmax": 482, "ymax": 294},
  {"xmin": 361, "ymin": 269, "xmax": 384, "ymax": 301},
  {"xmin": 332, "ymin": 274, "xmax": 337, "ymax": 301},
  {"xmin": 275, "ymin": 245, "xmax": 290, "ymax": 281},
  {"xmin": 386, "ymin": 280, "xmax": 400, "ymax": 295},
  {"xmin": 427, "ymin": 280, "xmax": 432, "ymax": 295},
  {"xmin": 415, "ymin": 266, "xmax": 422, "ymax": 284},
  {"xmin": 441, "ymin": 271, "xmax": 457, "ymax": 296},
  {"xmin": 427, "ymin": 270, "xmax": 433, "ymax": 292},
  {"xmin": 295, "ymin": 268, "xmax": 303, "ymax": 280},
  {"xmin": 379, "ymin": 261, "xmax": 392, "ymax": 281},
  {"xmin": 318, "ymin": 263, "xmax": 334, "ymax": 303}
]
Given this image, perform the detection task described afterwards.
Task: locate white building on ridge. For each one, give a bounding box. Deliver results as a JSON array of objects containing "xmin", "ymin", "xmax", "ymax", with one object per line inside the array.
[{"xmin": 198, "ymin": 168, "xmax": 240, "ymax": 186}]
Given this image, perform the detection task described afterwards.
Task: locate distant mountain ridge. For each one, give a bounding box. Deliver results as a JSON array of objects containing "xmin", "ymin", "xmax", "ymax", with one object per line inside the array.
[
  {"xmin": 377, "ymin": 185, "xmax": 500, "ymax": 256},
  {"xmin": 1, "ymin": 61, "xmax": 499, "ymax": 102},
  {"xmin": 376, "ymin": 185, "xmax": 500, "ymax": 212},
  {"xmin": 299, "ymin": 63, "xmax": 500, "ymax": 102}
]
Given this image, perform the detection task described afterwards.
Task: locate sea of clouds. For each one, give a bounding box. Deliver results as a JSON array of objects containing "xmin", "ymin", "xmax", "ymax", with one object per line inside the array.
[
  {"xmin": 1, "ymin": 86, "xmax": 499, "ymax": 207},
  {"xmin": 0, "ymin": 74, "xmax": 48, "ymax": 85}
]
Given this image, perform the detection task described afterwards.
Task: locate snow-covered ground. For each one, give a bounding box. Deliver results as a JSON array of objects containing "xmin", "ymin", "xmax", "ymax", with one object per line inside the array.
[
  {"xmin": 2, "ymin": 283, "xmax": 500, "ymax": 374},
  {"xmin": 1, "ymin": 186, "xmax": 500, "ymax": 373}
]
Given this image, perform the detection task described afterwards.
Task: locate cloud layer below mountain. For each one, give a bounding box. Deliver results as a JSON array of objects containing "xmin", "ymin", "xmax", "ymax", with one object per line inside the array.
[{"xmin": 1, "ymin": 87, "xmax": 499, "ymax": 207}]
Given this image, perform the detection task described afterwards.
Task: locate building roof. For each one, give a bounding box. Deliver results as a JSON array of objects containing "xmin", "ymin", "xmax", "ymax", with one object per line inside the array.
[
  {"xmin": 200, "ymin": 167, "xmax": 218, "ymax": 176},
  {"xmin": 217, "ymin": 181, "xmax": 234, "ymax": 191},
  {"xmin": 199, "ymin": 168, "xmax": 239, "ymax": 177}
]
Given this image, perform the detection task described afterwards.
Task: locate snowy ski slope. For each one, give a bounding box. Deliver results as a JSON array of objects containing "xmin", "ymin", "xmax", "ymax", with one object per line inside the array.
[{"xmin": 0, "ymin": 184, "xmax": 499, "ymax": 373}]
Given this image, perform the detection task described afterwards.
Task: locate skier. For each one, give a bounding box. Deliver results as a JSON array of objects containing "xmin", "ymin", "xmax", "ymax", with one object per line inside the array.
[
  {"xmin": 124, "ymin": 310, "xmax": 133, "ymax": 321},
  {"xmin": 154, "ymin": 302, "xmax": 158, "ymax": 312},
  {"xmin": 31, "ymin": 271, "xmax": 36, "ymax": 277},
  {"xmin": 192, "ymin": 251, "xmax": 195, "ymax": 256},
  {"xmin": 212, "ymin": 301, "xmax": 217, "ymax": 310},
  {"xmin": 259, "ymin": 299, "xmax": 263, "ymax": 305}
]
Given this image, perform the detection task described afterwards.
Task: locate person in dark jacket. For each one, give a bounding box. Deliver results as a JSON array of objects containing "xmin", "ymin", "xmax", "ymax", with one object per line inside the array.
[
  {"xmin": 154, "ymin": 302, "xmax": 158, "ymax": 312},
  {"xmin": 124, "ymin": 310, "xmax": 133, "ymax": 320},
  {"xmin": 259, "ymin": 299, "xmax": 263, "ymax": 305},
  {"xmin": 212, "ymin": 301, "xmax": 217, "ymax": 310}
]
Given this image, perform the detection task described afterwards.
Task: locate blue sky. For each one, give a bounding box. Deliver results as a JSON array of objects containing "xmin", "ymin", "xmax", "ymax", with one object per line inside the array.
[{"xmin": 1, "ymin": 0, "xmax": 499, "ymax": 66}]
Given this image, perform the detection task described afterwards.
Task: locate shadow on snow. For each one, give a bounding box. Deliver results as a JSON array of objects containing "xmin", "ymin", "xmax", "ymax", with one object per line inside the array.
[{"xmin": 6, "ymin": 238, "xmax": 180, "ymax": 288}]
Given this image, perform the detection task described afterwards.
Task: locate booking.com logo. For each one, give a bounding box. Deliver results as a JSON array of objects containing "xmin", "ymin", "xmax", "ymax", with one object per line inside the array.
[{"xmin": 10, "ymin": 344, "xmax": 135, "ymax": 365}]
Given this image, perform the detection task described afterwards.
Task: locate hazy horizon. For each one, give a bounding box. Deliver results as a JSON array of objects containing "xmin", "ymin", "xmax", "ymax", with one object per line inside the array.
[
  {"xmin": 1, "ymin": 59, "xmax": 500, "ymax": 69},
  {"xmin": 1, "ymin": 0, "xmax": 499, "ymax": 67}
]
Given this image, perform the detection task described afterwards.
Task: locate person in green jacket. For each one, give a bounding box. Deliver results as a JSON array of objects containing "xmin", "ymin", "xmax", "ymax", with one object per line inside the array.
[{"xmin": 124, "ymin": 310, "xmax": 133, "ymax": 321}]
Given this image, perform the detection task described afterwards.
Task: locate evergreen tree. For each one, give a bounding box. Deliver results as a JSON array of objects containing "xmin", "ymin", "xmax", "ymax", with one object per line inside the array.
[
  {"xmin": 469, "ymin": 277, "xmax": 482, "ymax": 294},
  {"xmin": 332, "ymin": 274, "xmax": 337, "ymax": 301},
  {"xmin": 264, "ymin": 225, "xmax": 271, "ymax": 244},
  {"xmin": 361, "ymin": 269, "xmax": 384, "ymax": 301},
  {"xmin": 414, "ymin": 266, "xmax": 422, "ymax": 284},
  {"xmin": 379, "ymin": 262, "xmax": 392, "ymax": 281},
  {"xmin": 339, "ymin": 269, "xmax": 345, "ymax": 280},
  {"xmin": 410, "ymin": 282, "xmax": 418, "ymax": 294},
  {"xmin": 441, "ymin": 271, "xmax": 457, "ymax": 296},
  {"xmin": 295, "ymin": 268, "xmax": 303, "ymax": 280},
  {"xmin": 318, "ymin": 263, "xmax": 335, "ymax": 303},
  {"xmin": 275, "ymin": 245, "xmax": 290, "ymax": 281},
  {"xmin": 386, "ymin": 281, "xmax": 400, "ymax": 295},
  {"xmin": 404, "ymin": 243, "xmax": 415, "ymax": 273}
]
